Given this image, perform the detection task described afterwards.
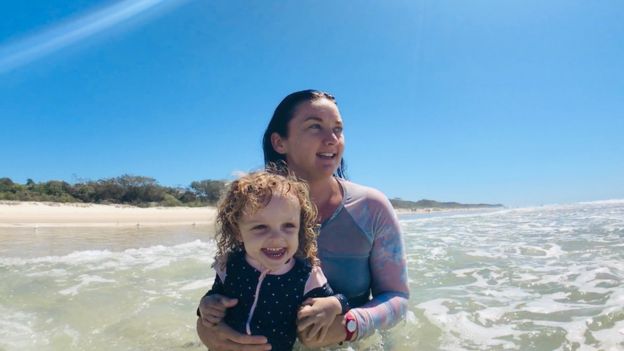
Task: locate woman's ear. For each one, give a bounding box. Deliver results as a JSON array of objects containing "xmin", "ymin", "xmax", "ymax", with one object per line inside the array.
[{"xmin": 271, "ymin": 132, "xmax": 287, "ymax": 155}]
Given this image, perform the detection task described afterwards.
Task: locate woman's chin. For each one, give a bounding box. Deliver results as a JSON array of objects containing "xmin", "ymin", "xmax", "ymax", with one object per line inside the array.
[
  {"xmin": 306, "ymin": 172, "xmax": 336, "ymax": 182},
  {"xmin": 312, "ymin": 163, "xmax": 340, "ymax": 178}
]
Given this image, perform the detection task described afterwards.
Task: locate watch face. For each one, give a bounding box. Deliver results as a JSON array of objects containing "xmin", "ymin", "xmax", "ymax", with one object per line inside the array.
[{"xmin": 347, "ymin": 320, "xmax": 357, "ymax": 332}]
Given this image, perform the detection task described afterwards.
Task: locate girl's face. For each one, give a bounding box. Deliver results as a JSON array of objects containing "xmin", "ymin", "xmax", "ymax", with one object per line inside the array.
[
  {"xmin": 237, "ymin": 193, "xmax": 301, "ymax": 271},
  {"xmin": 272, "ymin": 98, "xmax": 344, "ymax": 182}
]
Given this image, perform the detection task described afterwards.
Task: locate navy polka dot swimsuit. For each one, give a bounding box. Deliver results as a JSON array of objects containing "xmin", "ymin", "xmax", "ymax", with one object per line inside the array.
[{"xmin": 204, "ymin": 251, "xmax": 333, "ymax": 351}]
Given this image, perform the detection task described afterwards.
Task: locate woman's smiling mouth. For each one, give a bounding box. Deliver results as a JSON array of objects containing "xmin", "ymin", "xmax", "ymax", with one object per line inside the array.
[{"xmin": 317, "ymin": 152, "xmax": 336, "ymax": 159}]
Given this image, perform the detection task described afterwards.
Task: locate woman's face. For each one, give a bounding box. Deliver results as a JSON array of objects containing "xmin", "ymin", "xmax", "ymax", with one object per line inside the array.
[{"xmin": 272, "ymin": 98, "xmax": 344, "ymax": 181}]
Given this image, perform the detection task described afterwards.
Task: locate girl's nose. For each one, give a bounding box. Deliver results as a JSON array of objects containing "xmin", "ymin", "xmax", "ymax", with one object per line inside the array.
[{"xmin": 267, "ymin": 228, "xmax": 285, "ymax": 239}]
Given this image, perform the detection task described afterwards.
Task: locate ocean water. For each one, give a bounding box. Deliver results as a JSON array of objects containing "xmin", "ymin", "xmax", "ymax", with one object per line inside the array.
[{"xmin": 1, "ymin": 200, "xmax": 623, "ymax": 351}]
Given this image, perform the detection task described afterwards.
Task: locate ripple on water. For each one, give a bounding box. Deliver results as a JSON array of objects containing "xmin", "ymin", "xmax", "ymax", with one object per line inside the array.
[
  {"xmin": 405, "ymin": 201, "xmax": 624, "ymax": 350},
  {"xmin": 1, "ymin": 201, "xmax": 624, "ymax": 350}
]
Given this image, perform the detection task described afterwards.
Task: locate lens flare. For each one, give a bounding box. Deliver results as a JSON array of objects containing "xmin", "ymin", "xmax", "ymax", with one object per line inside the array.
[{"xmin": 0, "ymin": 0, "xmax": 186, "ymax": 74}]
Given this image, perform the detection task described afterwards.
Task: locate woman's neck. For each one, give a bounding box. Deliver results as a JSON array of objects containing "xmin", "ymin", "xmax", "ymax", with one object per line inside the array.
[{"xmin": 307, "ymin": 177, "xmax": 343, "ymax": 222}]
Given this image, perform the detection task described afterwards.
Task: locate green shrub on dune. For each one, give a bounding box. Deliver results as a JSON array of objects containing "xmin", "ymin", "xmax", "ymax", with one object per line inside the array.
[{"xmin": 0, "ymin": 175, "xmax": 227, "ymax": 207}]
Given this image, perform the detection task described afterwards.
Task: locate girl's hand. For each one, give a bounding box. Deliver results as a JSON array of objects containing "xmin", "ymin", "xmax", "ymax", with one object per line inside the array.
[
  {"xmin": 296, "ymin": 296, "xmax": 342, "ymax": 342},
  {"xmin": 198, "ymin": 293, "xmax": 238, "ymax": 328}
]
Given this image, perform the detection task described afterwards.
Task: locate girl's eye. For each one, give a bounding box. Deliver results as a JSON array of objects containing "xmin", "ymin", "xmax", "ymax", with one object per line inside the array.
[
  {"xmin": 283, "ymin": 222, "xmax": 297, "ymax": 229},
  {"xmin": 251, "ymin": 225, "xmax": 267, "ymax": 231}
]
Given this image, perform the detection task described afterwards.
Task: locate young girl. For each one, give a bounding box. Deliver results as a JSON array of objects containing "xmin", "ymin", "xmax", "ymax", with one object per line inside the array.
[{"xmin": 197, "ymin": 171, "xmax": 349, "ymax": 351}]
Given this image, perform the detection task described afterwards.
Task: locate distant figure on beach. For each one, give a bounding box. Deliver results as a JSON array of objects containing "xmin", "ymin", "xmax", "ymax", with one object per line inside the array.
[
  {"xmin": 197, "ymin": 171, "xmax": 347, "ymax": 351},
  {"xmin": 197, "ymin": 90, "xmax": 409, "ymax": 350}
]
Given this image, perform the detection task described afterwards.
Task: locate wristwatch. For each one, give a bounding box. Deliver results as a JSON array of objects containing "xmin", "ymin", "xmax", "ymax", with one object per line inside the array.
[{"xmin": 344, "ymin": 311, "xmax": 358, "ymax": 342}]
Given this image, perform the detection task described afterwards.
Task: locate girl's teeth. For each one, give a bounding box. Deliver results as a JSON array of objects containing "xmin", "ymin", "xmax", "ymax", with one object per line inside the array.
[{"xmin": 262, "ymin": 248, "xmax": 286, "ymax": 258}]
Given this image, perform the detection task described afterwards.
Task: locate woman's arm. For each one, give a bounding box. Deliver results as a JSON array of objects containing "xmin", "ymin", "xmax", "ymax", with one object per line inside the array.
[
  {"xmin": 350, "ymin": 192, "xmax": 409, "ymax": 339},
  {"xmin": 298, "ymin": 290, "xmax": 408, "ymax": 346},
  {"xmin": 196, "ymin": 317, "xmax": 271, "ymax": 351},
  {"xmin": 299, "ymin": 189, "xmax": 409, "ymax": 347}
]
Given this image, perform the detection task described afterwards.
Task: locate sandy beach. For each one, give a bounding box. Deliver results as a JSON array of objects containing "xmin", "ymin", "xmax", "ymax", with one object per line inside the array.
[
  {"xmin": 0, "ymin": 201, "xmax": 216, "ymax": 228},
  {"xmin": 0, "ymin": 201, "xmax": 497, "ymax": 228}
]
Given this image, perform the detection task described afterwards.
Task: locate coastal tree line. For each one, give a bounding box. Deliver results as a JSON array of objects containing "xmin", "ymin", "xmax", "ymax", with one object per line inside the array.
[
  {"xmin": 0, "ymin": 175, "xmax": 226, "ymax": 207},
  {"xmin": 389, "ymin": 198, "xmax": 503, "ymax": 210},
  {"xmin": 0, "ymin": 176, "xmax": 503, "ymax": 209}
]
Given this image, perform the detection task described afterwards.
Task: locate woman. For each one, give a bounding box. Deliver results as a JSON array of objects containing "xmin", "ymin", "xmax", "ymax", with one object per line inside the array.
[{"xmin": 197, "ymin": 90, "xmax": 409, "ymax": 350}]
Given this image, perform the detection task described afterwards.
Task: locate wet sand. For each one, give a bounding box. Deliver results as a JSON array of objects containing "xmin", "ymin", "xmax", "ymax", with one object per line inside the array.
[{"xmin": 0, "ymin": 201, "xmax": 216, "ymax": 228}]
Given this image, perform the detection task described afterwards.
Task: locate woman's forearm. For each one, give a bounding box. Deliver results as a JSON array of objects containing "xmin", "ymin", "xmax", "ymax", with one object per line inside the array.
[
  {"xmin": 196, "ymin": 317, "xmax": 215, "ymax": 348},
  {"xmin": 350, "ymin": 292, "xmax": 409, "ymax": 339},
  {"xmin": 298, "ymin": 297, "xmax": 412, "ymax": 349},
  {"xmin": 196, "ymin": 318, "xmax": 271, "ymax": 351}
]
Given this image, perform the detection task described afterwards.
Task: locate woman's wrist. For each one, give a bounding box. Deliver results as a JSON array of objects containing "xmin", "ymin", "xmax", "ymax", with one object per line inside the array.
[{"xmin": 342, "ymin": 311, "xmax": 358, "ymax": 342}]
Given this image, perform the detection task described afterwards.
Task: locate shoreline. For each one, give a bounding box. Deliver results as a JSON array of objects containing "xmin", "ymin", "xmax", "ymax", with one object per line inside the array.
[
  {"xmin": 393, "ymin": 207, "xmax": 501, "ymax": 215},
  {"xmin": 0, "ymin": 201, "xmax": 502, "ymax": 228},
  {"xmin": 0, "ymin": 201, "xmax": 216, "ymax": 228}
]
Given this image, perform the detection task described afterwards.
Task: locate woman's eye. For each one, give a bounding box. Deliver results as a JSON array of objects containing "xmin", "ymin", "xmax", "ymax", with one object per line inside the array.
[
  {"xmin": 309, "ymin": 124, "xmax": 322, "ymax": 130},
  {"xmin": 333, "ymin": 126, "xmax": 343, "ymax": 134}
]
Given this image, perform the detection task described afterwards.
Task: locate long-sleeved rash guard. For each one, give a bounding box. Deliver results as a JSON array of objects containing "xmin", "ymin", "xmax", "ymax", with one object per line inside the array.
[{"xmin": 317, "ymin": 178, "xmax": 409, "ymax": 339}]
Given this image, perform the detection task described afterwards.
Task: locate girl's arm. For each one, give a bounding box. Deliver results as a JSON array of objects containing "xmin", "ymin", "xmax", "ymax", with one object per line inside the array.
[
  {"xmin": 197, "ymin": 263, "xmax": 229, "ymax": 326},
  {"xmin": 296, "ymin": 266, "xmax": 344, "ymax": 342}
]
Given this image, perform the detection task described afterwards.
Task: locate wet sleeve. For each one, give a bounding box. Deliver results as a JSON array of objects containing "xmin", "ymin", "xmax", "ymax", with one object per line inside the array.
[
  {"xmin": 205, "ymin": 273, "xmax": 225, "ymax": 296},
  {"xmin": 303, "ymin": 266, "xmax": 352, "ymax": 314},
  {"xmin": 302, "ymin": 265, "xmax": 334, "ymax": 299},
  {"xmin": 196, "ymin": 265, "xmax": 227, "ymax": 317},
  {"xmin": 350, "ymin": 192, "xmax": 409, "ymax": 339},
  {"xmin": 205, "ymin": 260, "xmax": 227, "ymax": 296}
]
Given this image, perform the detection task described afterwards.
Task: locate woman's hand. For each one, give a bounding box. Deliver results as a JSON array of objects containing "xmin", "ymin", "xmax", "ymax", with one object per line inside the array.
[
  {"xmin": 297, "ymin": 313, "xmax": 348, "ymax": 348},
  {"xmin": 196, "ymin": 293, "xmax": 271, "ymax": 350},
  {"xmin": 196, "ymin": 318, "xmax": 271, "ymax": 351},
  {"xmin": 198, "ymin": 293, "xmax": 237, "ymax": 327},
  {"xmin": 296, "ymin": 296, "xmax": 342, "ymax": 344}
]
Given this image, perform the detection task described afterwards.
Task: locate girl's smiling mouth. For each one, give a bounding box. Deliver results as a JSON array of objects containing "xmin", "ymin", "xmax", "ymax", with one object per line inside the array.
[{"xmin": 261, "ymin": 247, "xmax": 287, "ymax": 259}]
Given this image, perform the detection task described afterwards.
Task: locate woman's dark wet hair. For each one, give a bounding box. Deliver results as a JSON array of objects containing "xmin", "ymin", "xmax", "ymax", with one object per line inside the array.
[{"xmin": 262, "ymin": 89, "xmax": 346, "ymax": 179}]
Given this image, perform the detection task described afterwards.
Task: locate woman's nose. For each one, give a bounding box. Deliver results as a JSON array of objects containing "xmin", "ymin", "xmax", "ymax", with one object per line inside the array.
[{"xmin": 323, "ymin": 129, "xmax": 338, "ymax": 145}]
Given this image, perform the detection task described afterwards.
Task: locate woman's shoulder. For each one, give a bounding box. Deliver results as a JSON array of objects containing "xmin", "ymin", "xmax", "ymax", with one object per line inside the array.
[
  {"xmin": 339, "ymin": 179, "xmax": 394, "ymax": 211},
  {"xmin": 335, "ymin": 179, "xmax": 399, "ymax": 240}
]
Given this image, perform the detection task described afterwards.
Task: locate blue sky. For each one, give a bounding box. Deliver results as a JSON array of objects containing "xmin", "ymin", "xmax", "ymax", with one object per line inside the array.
[{"xmin": 1, "ymin": 0, "xmax": 622, "ymax": 207}]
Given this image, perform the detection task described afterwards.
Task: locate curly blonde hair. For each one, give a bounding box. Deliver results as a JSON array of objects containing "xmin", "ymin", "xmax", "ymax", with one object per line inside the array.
[{"xmin": 214, "ymin": 170, "xmax": 319, "ymax": 269}]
